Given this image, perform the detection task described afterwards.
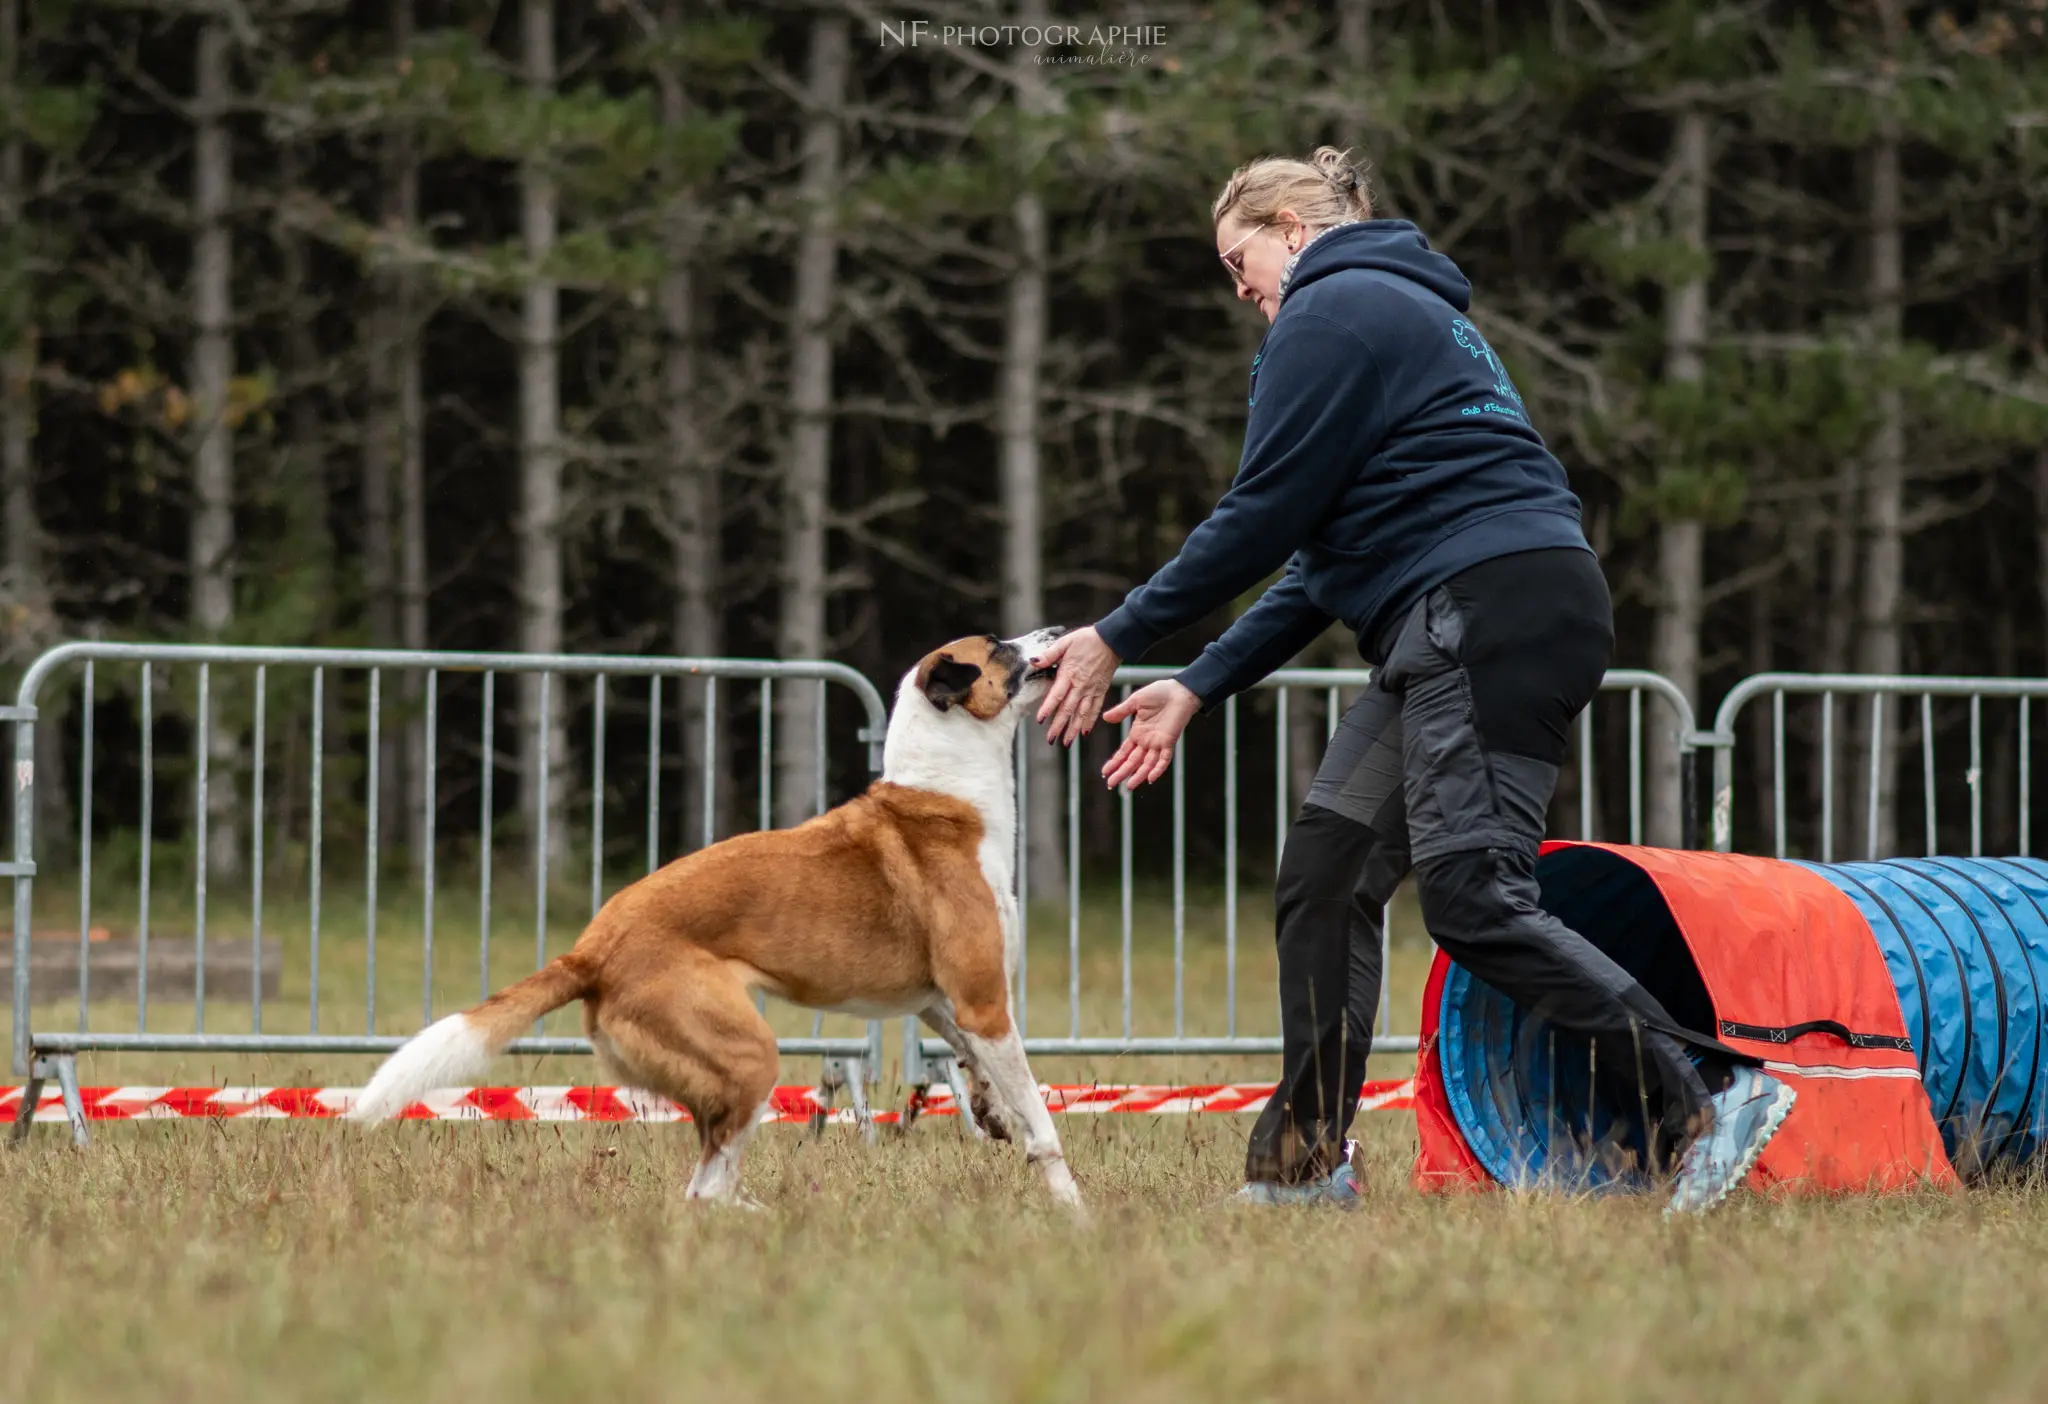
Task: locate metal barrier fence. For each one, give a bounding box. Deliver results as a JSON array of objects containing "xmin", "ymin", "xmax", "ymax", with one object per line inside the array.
[
  {"xmin": 6, "ymin": 639, "xmax": 1696, "ymax": 1144},
  {"xmin": 8, "ymin": 642, "xmax": 892, "ymax": 1143},
  {"xmin": 1707, "ymin": 672, "xmax": 2048, "ymax": 861},
  {"xmin": 903, "ymin": 664, "xmax": 1699, "ymax": 1081}
]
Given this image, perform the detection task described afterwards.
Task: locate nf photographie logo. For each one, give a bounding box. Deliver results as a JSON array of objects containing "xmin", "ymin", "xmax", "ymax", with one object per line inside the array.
[{"xmin": 876, "ymin": 19, "xmax": 1171, "ymax": 64}]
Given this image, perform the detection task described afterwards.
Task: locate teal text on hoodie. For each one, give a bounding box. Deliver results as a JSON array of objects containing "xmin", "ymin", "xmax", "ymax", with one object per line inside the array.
[{"xmin": 1093, "ymin": 220, "xmax": 1593, "ymax": 706}]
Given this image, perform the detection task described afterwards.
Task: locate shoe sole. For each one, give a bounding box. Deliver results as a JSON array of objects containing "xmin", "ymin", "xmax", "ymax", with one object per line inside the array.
[
  {"xmin": 1222, "ymin": 1195, "xmax": 1362, "ymax": 1211},
  {"xmin": 1219, "ymin": 1176, "xmax": 1363, "ymax": 1211},
  {"xmin": 1665, "ymin": 1081, "xmax": 1796, "ymax": 1217}
]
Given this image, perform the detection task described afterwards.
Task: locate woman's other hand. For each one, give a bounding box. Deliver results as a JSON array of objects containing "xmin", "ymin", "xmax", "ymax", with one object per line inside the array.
[
  {"xmin": 1033, "ymin": 626, "xmax": 1121, "ymax": 746},
  {"xmin": 1099, "ymin": 680, "xmax": 1202, "ymax": 791}
]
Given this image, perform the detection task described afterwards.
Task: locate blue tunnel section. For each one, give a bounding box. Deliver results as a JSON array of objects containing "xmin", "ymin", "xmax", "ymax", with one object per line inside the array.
[
  {"xmin": 1438, "ymin": 845, "xmax": 1714, "ymax": 1191},
  {"xmin": 1800, "ymin": 857, "xmax": 2048, "ymax": 1171},
  {"xmin": 1436, "ymin": 849, "xmax": 2048, "ymax": 1187}
]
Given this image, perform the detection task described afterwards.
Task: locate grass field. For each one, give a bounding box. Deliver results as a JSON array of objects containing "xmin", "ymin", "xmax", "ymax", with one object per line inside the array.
[
  {"xmin": 7, "ymin": 1114, "xmax": 2048, "ymax": 1402},
  {"xmin": 9, "ymin": 881, "xmax": 2048, "ymax": 1401}
]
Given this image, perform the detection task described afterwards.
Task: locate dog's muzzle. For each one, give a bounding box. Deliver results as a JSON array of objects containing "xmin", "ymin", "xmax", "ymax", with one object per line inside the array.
[
  {"xmin": 1023, "ymin": 625, "xmax": 1069, "ymax": 681},
  {"xmin": 1024, "ymin": 634, "xmax": 1073, "ymax": 687}
]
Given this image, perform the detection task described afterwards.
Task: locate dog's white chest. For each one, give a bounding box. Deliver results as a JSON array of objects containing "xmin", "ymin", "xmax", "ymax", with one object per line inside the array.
[{"xmin": 977, "ymin": 834, "xmax": 1021, "ymax": 979}]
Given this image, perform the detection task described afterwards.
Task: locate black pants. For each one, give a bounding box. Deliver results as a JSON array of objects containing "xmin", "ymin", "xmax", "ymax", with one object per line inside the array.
[{"xmin": 1243, "ymin": 547, "xmax": 1731, "ymax": 1184}]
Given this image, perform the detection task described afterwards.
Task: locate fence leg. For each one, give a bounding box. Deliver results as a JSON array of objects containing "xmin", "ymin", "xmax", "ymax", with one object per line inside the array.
[
  {"xmin": 942, "ymin": 1054, "xmax": 985, "ymax": 1141},
  {"xmin": 52, "ymin": 1056, "xmax": 88, "ymax": 1148},
  {"xmin": 899, "ymin": 1080, "xmax": 928, "ymax": 1133},
  {"xmin": 809, "ymin": 1056, "xmax": 876, "ymax": 1143},
  {"xmin": 8, "ymin": 1069, "xmax": 44, "ymax": 1146},
  {"xmin": 843, "ymin": 1057, "xmax": 876, "ymax": 1145},
  {"xmin": 900, "ymin": 1014, "xmax": 927, "ymax": 1089},
  {"xmin": 899, "ymin": 1051, "xmax": 988, "ymax": 1141},
  {"xmin": 810, "ymin": 1058, "xmax": 843, "ymax": 1136}
]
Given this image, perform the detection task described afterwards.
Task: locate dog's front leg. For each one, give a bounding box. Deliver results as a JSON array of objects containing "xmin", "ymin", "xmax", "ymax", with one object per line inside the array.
[
  {"xmin": 920, "ymin": 999, "xmax": 1006, "ymax": 1141},
  {"xmin": 960, "ymin": 1024, "xmax": 1083, "ymax": 1212}
]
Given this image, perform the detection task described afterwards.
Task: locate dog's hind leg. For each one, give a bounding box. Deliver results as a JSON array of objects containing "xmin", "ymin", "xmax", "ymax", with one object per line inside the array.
[{"xmin": 594, "ymin": 953, "xmax": 779, "ymax": 1208}]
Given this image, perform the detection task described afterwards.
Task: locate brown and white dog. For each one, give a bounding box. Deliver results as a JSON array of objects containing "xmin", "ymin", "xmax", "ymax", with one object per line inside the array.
[{"xmin": 346, "ymin": 628, "xmax": 1082, "ymax": 1211}]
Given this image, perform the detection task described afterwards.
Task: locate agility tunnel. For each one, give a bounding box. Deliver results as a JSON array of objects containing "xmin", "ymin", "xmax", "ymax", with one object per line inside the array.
[{"xmin": 1414, "ymin": 843, "xmax": 2048, "ymax": 1194}]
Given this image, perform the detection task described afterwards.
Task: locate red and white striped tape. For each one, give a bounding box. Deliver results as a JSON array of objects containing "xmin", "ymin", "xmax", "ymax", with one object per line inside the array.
[{"xmin": 0, "ymin": 1079, "xmax": 1415, "ymax": 1126}]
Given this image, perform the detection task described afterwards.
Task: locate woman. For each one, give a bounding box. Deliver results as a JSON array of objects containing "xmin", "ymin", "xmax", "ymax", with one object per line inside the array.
[{"xmin": 1029, "ymin": 146, "xmax": 1791, "ymax": 1214}]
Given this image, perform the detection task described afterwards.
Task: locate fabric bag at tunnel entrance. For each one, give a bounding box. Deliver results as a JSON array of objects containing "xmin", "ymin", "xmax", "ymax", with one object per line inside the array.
[{"xmin": 1412, "ymin": 842, "xmax": 1997, "ymax": 1196}]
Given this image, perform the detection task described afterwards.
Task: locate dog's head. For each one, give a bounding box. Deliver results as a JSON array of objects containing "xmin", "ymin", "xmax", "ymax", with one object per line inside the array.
[{"xmin": 910, "ymin": 627, "xmax": 1069, "ymax": 721}]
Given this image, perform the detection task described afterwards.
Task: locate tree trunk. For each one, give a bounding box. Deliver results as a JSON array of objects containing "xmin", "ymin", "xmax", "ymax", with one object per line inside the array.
[
  {"xmin": 1993, "ymin": 600, "xmax": 2016, "ymax": 854},
  {"xmin": 0, "ymin": 0, "xmax": 68, "ymax": 858},
  {"xmin": 0, "ymin": 364, "xmax": 31, "ymax": 621},
  {"xmin": 2036, "ymin": 450, "xmax": 2048, "ymax": 673},
  {"xmin": 1852, "ymin": 100, "xmax": 1904, "ymax": 861},
  {"xmin": 397, "ymin": 253, "xmax": 429, "ymax": 871},
  {"xmin": 0, "ymin": 0, "xmax": 33, "ymax": 610},
  {"xmin": 773, "ymin": 13, "xmax": 847, "ymax": 830},
  {"xmin": 1749, "ymin": 573, "xmax": 1776, "ymax": 852},
  {"xmin": 1647, "ymin": 106, "xmax": 1709, "ymax": 850},
  {"xmin": 517, "ymin": 0, "xmax": 569, "ymax": 865},
  {"xmin": 275, "ymin": 138, "xmax": 336, "ymax": 882},
  {"xmin": 391, "ymin": 0, "xmax": 430, "ymax": 877},
  {"xmin": 360, "ymin": 257, "xmax": 401, "ymax": 857},
  {"xmin": 190, "ymin": 18, "xmax": 241, "ymax": 880},
  {"xmin": 1003, "ymin": 0, "xmax": 1064, "ymax": 898},
  {"xmin": 2034, "ymin": 448, "xmax": 2048, "ymax": 853},
  {"xmin": 663, "ymin": 264, "xmax": 721, "ymax": 845},
  {"xmin": 1336, "ymin": 0, "xmax": 1371, "ymax": 65},
  {"xmin": 278, "ymin": 145, "xmax": 326, "ymax": 551},
  {"xmin": 1816, "ymin": 472, "xmax": 1860, "ymax": 855},
  {"xmin": 657, "ymin": 0, "xmax": 722, "ymax": 854},
  {"xmin": 362, "ymin": 331, "xmax": 395, "ymax": 660}
]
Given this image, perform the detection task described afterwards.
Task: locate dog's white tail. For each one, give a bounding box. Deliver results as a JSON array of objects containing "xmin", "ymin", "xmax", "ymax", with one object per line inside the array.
[{"xmin": 347, "ymin": 955, "xmax": 594, "ymax": 1122}]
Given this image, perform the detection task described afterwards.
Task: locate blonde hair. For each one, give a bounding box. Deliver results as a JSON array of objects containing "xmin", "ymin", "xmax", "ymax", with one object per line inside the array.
[{"xmin": 1212, "ymin": 145, "xmax": 1374, "ymax": 231}]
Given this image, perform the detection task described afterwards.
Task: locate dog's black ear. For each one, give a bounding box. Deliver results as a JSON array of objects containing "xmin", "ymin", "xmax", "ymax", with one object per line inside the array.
[{"xmin": 922, "ymin": 655, "xmax": 981, "ymax": 712}]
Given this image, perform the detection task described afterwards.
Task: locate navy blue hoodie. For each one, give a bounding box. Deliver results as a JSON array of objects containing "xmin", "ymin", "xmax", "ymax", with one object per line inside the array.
[{"xmin": 1093, "ymin": 220, "xmax": 1593, "ymax": 706}]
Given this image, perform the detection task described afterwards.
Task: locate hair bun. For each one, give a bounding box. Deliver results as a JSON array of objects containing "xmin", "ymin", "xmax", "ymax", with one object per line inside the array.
[
  {"xmin": 1213, "ymin": 146, "xmax": 1375, "ymax": 230},
  {"xmin": 1311, "ymin": 144, "xmax": 1361, "ymax": 192}
]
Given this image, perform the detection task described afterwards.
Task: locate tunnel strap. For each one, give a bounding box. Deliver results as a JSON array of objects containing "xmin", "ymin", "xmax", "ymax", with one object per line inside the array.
[{"xmin": 1719, "ymin": 1018, "xmax": 1914, "ymax": 1053}]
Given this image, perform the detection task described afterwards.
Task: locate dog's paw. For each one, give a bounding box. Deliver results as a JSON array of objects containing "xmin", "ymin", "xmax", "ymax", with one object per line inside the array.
[{"xmin": 970, "ymin": 1091, "xmax": 1014, "ymax": 1142}]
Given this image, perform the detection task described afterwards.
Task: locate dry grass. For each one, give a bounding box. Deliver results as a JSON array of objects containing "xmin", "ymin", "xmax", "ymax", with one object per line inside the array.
[
  {"xmin": 6, "ymin": 1113, "xmax": 2047, "ymax": 1403},
  {"xmin": 10, "ymin": 883, "xmax": 2048, "ymax": 1400}
]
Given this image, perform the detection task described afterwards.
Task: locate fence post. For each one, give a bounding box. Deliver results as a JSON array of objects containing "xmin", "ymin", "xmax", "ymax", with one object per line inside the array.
[{"xmin": 9, "ymin": 696, "xmax": 37, "ymax": 1078}]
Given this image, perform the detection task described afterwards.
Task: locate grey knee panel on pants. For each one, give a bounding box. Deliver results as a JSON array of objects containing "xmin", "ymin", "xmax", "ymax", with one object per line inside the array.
[{"xmin": 1375, "ymin": 584, "xmax": 1562, "ymax": 863}]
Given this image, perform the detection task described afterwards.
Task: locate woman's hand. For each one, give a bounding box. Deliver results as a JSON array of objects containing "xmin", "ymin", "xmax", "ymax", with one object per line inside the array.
[
  {"xmin": 1099, "ymin": 680, "xmax": 1203, "ymax": 791},
  {"xmin": 1033, "ymin": 626, "xmax": 1121, "ymax": 746}
]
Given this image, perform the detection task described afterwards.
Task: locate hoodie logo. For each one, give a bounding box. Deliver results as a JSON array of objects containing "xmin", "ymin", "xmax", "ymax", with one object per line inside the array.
[{"xmin": 1450, "ymin": 317, "xmax": 1527, "ymax": 420}]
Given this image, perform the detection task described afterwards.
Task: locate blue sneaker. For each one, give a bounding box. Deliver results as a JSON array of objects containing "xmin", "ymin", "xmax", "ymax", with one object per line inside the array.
[
  {"xmin": 1229, "ymin": 1144, "xmax": 1363, "ymax": 1209},
  {"xmin": 1665, "ymin": 1067, "xmax": 1796, "ymax": 1216}
]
